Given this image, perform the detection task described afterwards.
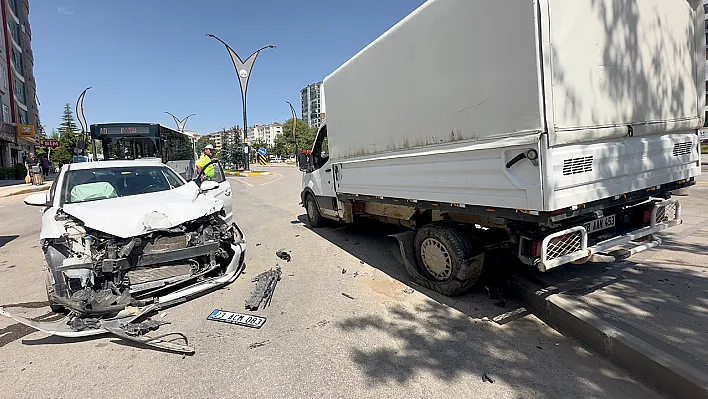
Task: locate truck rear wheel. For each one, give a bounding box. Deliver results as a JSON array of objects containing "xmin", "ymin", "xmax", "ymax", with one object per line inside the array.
[
  {"xmin": 305, "ymin": 194, "xmax": 323, "ymax": 228},
  {"xmin": 413, "ymin": 224, "xmax": 484, "ymax": 296}
]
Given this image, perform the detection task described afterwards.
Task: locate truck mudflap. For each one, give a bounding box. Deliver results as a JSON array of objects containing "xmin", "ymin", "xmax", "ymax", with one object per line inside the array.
[{"xmin": 527, "ymin": 199, "xmax": 681, "ymax": 272}]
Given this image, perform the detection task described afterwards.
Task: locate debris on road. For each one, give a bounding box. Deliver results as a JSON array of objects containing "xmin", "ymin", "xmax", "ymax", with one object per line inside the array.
[
  {"xmin": 485, "ymin": 285, "xmax": 503, "ymax": 300},
  {"xmin": 482, "ymin": 373, "xmax": 495, "ymax": 384},
  {"xmin": 245, "ymin": 266, "xmax": 282, "ymax": 310},
  {"xmin": 256, "ymin": 243, "xmax": 262, "ymax": 246},
  {"xmin": 360, "ymin": 260, "xmax": 365, "ymax": 264},
  {"xmin": 248, "ymin": 340, "xmax": 269, "ymax": 349},
  {"xmin": 341, "ymin": 292, "xmax": 355, "ymax": 300},
  {"xmin": 353, "ymin": 272, "xmax": 359, "ymax": 278},
  {"xmin": 537, "ymin": 346, "xmax": 543, "ymax": 349},
  {"xmin": 403, "ymin": 288, "xmax": 414, "ymax": 294},
  {"xmin": 342, "ymin": 269, "xmax": 347, "ymax": 274},
  {"xmin": 276, "ymin": 248, "xmax": 291, "ymax": 262}
]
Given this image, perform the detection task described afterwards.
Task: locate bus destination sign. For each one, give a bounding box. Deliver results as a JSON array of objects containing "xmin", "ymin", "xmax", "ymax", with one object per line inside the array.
[{"xmin": 98, "ymin": 126, "xmax": 151, "ymax": 135}]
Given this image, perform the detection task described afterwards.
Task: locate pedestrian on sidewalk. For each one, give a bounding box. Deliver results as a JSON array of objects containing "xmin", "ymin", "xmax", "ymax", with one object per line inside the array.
[
  {"xmin": 41, "ymin": 156, "xmax": 50, "ymax": 177},
  {"xmin": 25, "ymin": 153, "xmax": 37, "ymax": 185}
]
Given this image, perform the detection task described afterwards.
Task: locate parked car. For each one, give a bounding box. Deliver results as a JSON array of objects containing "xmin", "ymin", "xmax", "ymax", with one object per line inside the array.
[{"xmin": 17, "ymin": 159, "xmax": 244, "ymax": 322}]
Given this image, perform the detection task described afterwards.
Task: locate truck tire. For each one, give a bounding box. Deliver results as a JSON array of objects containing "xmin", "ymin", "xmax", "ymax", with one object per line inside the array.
[
  {"xmin": 413, "ymin": 224, "xmax": 484, "ymax": 296},
  {"xmin": 305, "ymin": 194, "xmax": 323, "ymax": 228}
]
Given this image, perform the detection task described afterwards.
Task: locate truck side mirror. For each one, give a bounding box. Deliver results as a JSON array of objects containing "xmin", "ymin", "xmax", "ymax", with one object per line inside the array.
[{"xmin": 297, "ymin": 153, "xmax": 310, "ymax": 172}]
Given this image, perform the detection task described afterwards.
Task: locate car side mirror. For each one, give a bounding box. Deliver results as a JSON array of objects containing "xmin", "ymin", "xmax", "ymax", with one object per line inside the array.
[
  {"xmin": 200, "ymin": 180, "xmax": 219, "ymax": 192},
  {"xmin": 25, "ymin": 192, "xmax": 48, "ymax": 206},
  {"xmin": 297, "ymin": 153, "xmax": 310, "ymax": 172}
]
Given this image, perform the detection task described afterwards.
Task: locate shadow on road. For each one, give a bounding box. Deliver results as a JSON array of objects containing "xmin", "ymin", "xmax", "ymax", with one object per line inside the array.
[
  {"xmin": 297, "ymin": 215, "xmax": 518, "ymax": 321},
  {"xmin": 0, "ymin": 235, "xmax": 19, "ymax": 248}
]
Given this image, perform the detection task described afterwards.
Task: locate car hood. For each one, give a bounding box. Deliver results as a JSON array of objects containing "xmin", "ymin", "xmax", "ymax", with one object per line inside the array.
[{"xmin": 61, "ymin": 182, "xmax": 224, "ymax": 239}]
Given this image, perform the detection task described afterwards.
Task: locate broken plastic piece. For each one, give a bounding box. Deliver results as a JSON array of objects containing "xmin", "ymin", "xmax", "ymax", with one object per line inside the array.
[
  {"xmin": 121, "ymin": 318, "xmax": 169, "ymax": 336},
  {"xmin": 245, "ymin": 266, "xmax": 282, "ymax": 310},
  {"xmin": 276, "ymin": 249, "xmax": 291, "ymax": 262}
]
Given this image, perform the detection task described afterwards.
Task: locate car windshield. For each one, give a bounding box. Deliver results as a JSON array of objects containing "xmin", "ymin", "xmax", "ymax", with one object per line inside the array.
[{"xmin": 62, "ymin": 166, "xmax": 185, "ymax": 204}]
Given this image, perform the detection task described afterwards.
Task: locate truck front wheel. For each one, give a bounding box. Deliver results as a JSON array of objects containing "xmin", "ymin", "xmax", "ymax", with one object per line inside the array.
[
  {"xmin": 305, "ymin": 194, "xmax": 323, "ymax": 228},
  {"xmin": 413, "ymin": 224, "xmax": 484, "ymax": 296}
]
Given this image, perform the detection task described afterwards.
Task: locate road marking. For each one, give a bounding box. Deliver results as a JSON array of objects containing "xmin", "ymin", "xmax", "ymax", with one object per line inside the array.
[
  {"xmin": 258, "ymin": 174, "xmax": 283, "ymax": 187},
  {"xmin": 229, "ymin": 177, "xmax": 254, "ymax": 187},
  {"xmin": 697, "ymin": 182, "xmax": 707, "ymax": 185}
]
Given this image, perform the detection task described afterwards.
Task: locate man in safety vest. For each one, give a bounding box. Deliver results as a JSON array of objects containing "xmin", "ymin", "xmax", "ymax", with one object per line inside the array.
[{"xmin": 196, "ymin": 144, "xmax": 215, "ymax": 180}]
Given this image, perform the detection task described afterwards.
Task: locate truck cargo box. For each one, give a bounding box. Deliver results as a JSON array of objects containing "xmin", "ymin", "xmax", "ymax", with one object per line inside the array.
[{"xmin": 323, "ymin": 0, "xmax": 703, "ymax": 212}]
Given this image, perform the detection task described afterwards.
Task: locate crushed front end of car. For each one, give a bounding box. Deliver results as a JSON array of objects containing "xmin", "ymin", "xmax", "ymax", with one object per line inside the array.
[{"xmin": 45, "ymin": 211, "xmax": 246, "ymax": 317}]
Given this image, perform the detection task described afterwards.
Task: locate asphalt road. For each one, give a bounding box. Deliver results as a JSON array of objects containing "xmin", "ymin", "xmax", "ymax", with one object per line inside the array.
[{"xmin": 0, "ymin": 166, "xmax": 663, "ymax": 399}]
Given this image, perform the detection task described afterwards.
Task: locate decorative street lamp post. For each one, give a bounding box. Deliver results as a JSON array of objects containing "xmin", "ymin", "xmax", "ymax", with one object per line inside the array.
[
  {"xmin": 164, "ymin": 112, "xmax": 196, "ymax": 133},
  {"xmin": 76, "ymin": 86, "xmax": 91, "ymax": 159},
  {"xmin": 206, "ymin": 33, "xmax": 275, "ymax": 171},
  {"xmin": 286, "ymin": 101, "xmax": 298, "ymax": 162}
]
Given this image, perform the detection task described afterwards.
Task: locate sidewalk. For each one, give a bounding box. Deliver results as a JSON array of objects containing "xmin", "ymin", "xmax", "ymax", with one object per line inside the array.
[
  {"xmin": 0, "ymin": 177, "xmax": 53, "ymax": 198},
  {"xmin": 512, "ymin": 177, "xmax": 708, "ymax": 398}
]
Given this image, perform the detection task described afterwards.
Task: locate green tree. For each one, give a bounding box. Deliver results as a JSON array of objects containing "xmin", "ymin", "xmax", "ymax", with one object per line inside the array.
[
  {"xmin": 273, "ymin": 118, "xmax": 317, "ymax": 157},
  {"xmin": 34, "ymin": 123, "xmax": 49, "ymax": 159},
  {"xmin": 196, "ymin": 135, "xmax": 217, "ymax": 157},
  {"xmin": 50, "ymin": 103, "xmax": 80, "ymax": 166}
]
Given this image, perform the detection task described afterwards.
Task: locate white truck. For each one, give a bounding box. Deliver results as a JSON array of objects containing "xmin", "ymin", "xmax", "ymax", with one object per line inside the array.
[{"xmin": 299, "ymin": 0, "xmax": 704, "ymax": 295}]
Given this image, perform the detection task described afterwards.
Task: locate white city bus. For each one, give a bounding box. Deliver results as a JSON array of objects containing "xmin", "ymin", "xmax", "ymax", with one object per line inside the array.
[{"xmin": 90, "ymin": 123, "xmax": 196, "ymax": 180}]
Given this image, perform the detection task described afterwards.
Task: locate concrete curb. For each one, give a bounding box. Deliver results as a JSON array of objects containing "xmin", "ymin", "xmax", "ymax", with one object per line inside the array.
[
  {"xmin": 0, "ymin": 185, "xmax": 50, "ymax": 198},
  {"xmin": 511, "ymin": 276, "xmax": 708, "ymax": 399},
  {"xmin": 226, "ymin": 171, "xmax": 273, "ymax": 177}
]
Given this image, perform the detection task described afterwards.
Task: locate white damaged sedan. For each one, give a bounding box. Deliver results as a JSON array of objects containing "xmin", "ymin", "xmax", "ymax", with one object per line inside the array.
[{"xmin": 13, "ymin": 159, "xmax": 245, "ymax": 322}]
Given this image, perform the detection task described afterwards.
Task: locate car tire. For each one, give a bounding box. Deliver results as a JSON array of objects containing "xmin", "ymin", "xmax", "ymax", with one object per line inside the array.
[
  {"xmin": 413, "ymin": 224, "xmax": 484, "ymax": 296},
  {"xmin": 305, "ymin": 194, "xmax": 323, "ymax": 228},
  {"xmin": 44, "ymin": 271, "xmax": 66, "ymax": 314}
]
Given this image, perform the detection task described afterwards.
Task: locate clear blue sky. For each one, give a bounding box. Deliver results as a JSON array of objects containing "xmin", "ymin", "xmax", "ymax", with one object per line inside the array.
[{"xmin": 29, "ymin": 0, "xmax": 425, "ymax": 135}]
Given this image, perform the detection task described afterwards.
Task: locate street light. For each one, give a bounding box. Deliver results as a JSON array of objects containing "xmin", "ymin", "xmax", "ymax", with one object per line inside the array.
[
  {"xmin": 76, "ymin": 87, "xmax": 91, "ymax": 159},
  {"xmin": 206, "ymin": 33, "xmax": 275, "ymax": 171},
  {"xmin": 286, "ymin": 101, "xmax": 298, "ymax": 162},
  {"xmin": 164, "ymin": 112, "xmax": 196, "ymax": 133}
]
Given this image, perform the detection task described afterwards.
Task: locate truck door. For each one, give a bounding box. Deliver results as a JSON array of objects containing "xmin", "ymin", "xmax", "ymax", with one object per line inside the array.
[{"xmin": 308, "ymin": 125, "xmax": 337, "ymax": 213}]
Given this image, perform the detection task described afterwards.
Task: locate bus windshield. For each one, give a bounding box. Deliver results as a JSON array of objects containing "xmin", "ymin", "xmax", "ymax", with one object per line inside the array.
[{"xmin": 103, "ymin": 134, "xmax": 158, "ymax": 160}]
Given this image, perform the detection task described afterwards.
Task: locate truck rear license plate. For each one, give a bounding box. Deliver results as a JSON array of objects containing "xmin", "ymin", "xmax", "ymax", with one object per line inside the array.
[
  {"xmin": 583, "ymin": 215, "xmax": 616, "ymax": 234},
  {"xmin": 207, "ymin": 309, "xmax": 266, "ymax": 329}
]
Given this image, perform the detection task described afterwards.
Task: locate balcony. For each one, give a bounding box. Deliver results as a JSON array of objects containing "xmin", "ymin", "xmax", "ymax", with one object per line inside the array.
[{"xmin": 0, "ymin": 123, "xmax": 16, "ymax": 143}]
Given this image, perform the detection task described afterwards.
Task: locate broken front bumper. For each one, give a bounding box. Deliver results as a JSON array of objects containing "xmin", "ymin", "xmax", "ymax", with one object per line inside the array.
[
  {"xmin": 522, "ymin": 199, "xmax": 681, "ymax": 272},
  {"xmin": 0, "ymin": 241, "xmax": 246, "ymax": 339}
]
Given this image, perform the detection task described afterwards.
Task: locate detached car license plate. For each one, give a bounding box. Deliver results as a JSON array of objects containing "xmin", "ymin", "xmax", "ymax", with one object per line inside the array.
[
  {"xmin": 207, "ymin": 309, "xmax": 266, "ymax": 329},
  {"xmin": 583, "ymin": 214, "xmax": 616, "ymax": 234}
]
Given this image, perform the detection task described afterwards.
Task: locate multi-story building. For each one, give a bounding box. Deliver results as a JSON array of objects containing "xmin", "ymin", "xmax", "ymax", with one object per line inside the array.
[
  {"xmin": 704, "ymin": 1, "xmax": 708, "ymax": 129},
  {"xmin": 205, "ymin": 127, "xmax": 242, "ymax": 154},
  {"xmin": 206, "ymin": 131, "xmax": 223, "ymax": 153},
  {"xmin": 301, "ymin": 82, "xmax": 325, "ymax": 128},
  {"xmin": 247, "ymin": 122, "xmax": 283, "ymax": 147},
  {"xmin": 0, "ymin": 0, "xmax": 40, "ymax": 168}
]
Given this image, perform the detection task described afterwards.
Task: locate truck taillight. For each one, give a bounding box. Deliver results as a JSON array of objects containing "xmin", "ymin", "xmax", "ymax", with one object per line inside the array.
[
  {"xmin": 532, "ymin": 240, "xmax": 543, "ymax": 257},
  {"xmin": 642, "ymin": 207, "xmax": 652, "ymax": 224}
]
